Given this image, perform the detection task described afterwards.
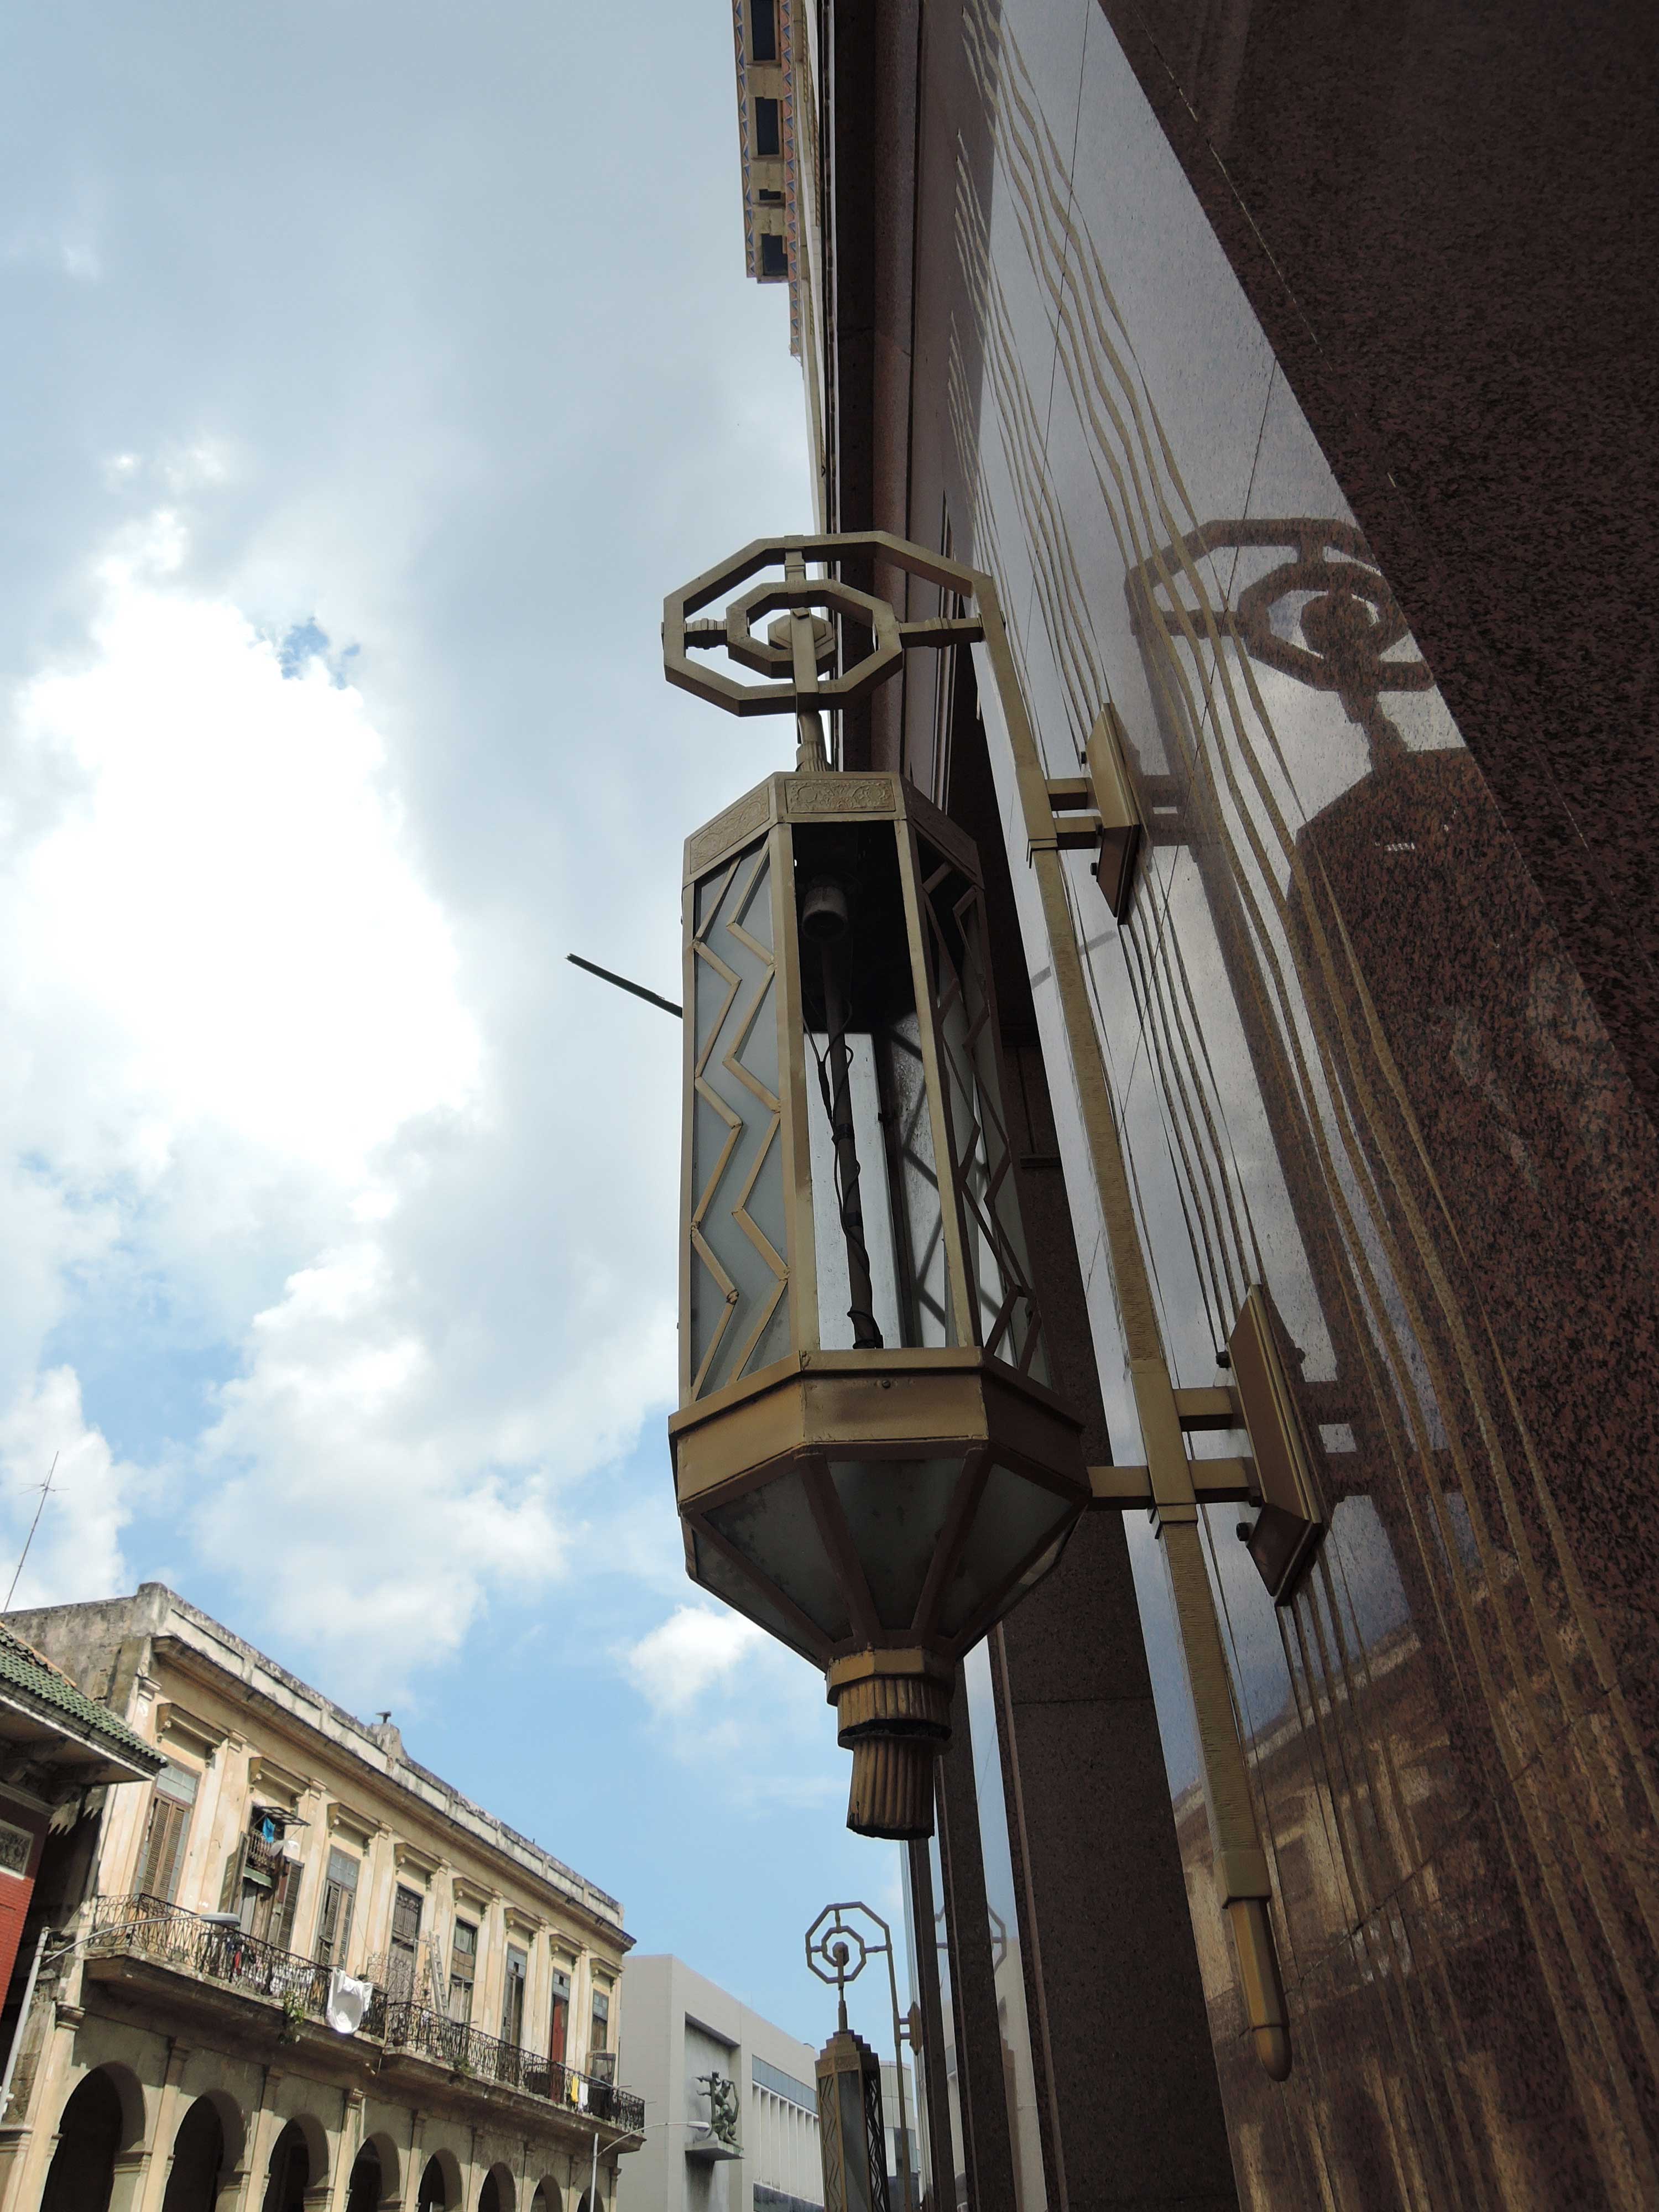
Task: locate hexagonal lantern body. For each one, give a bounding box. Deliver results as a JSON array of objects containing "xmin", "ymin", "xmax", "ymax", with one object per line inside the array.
[{"xmin": 669, "ymin": 769, "xmax": 1087, "ymax": 1838}]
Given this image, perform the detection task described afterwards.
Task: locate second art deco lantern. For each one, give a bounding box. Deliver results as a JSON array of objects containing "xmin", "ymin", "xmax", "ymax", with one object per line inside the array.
[{"xmin": 663, "ymin": 535, "xmax": 1088, "ymax": 1839}]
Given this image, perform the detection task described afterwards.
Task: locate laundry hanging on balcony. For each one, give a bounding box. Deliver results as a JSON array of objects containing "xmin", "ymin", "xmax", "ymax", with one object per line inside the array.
[{"xmin": 326, "ymin": 1967, "xmax": 372, "ymax": 2035}]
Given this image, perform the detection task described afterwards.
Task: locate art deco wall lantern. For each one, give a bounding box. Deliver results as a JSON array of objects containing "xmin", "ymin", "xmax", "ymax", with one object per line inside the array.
[
  {"xmin": 661, "ymin": 530, "xmax": 1297, "ymax": 2080},
  {"xmin": 662, "ymin": 535, "xmax": 1090, "ymax": 1841}
]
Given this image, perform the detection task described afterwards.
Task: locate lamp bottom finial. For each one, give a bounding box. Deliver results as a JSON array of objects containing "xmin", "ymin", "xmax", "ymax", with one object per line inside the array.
[{"xmin": 846, "ymin": 1735, "xmax": 937, "ymax": 1840}]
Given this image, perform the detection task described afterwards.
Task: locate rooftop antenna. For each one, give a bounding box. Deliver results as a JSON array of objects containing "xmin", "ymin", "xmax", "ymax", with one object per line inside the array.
[{"xmin": 6, "ymin": 1453, "xmax": 61, "ymax": 1612}]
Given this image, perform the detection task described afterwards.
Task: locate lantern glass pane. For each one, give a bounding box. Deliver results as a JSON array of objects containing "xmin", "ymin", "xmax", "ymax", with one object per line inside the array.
[
  {"xmin": 688, "ymin": 840, "xmax": 791, "ymax": 1397},
  {"xmin": 917, "ymin": 839, "xmax": 1047, "ymax": 1382},
  {"xmin": 937, "ymin": 1462, "xmax": 1076, "ymax": 1637},
  {"xmin": 705, "ymin": 1465, "xmax": 853, "ymax": 1642},
  {"xmin": 827, "ymin": 1457, "xmax": 964, "ymax": 1631},
  {"xmin": 794, "ymin": 820, "xmax": 954, "ymax": 1352},
  {"xmin": 834, "ymin": 2069, "xmax": 881, "ymax": 2212},
  {"xmin": 689, "ymin": 1527, "xmax": 822, "ymax": 1665}
]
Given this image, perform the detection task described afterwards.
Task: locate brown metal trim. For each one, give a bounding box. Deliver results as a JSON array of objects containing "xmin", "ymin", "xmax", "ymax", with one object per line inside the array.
[
  {"xmin": 802, "ymin": 1453, "xmax": 884, "ymax": 1646},
  {"xmin": 910, "ymin": 1448, "xmax": 992, "ymax": 1642}
]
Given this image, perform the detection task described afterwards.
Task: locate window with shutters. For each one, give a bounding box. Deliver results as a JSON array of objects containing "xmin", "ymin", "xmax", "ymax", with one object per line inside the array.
[
  {"xmin": 228, "ymin": 1807, "xmax": 304, "ymax": 1947},
  {"xmin": 549, "ymin": 1967, "xmax": 571, "ymax": 2065},
  {"xmin": 316, "ymin": 1848, "xmax": 359, "ymax": 1969},
  {"xmin": 501, "ymin": 1944, "xmax": 528, "ymax": 2047},
  {"xmin": 390, "ymin": 1884, "xmax": 422, "ymax": 2000},
  {"xmin": 448, "ymin": 1919, "xmax": 477, "ymax": 2025},
  {"xmin": 590, "ymin": 1985, "xmax": 610, "ymax": 2058},
  {"xmin": 136, "ymin": 1762, "xmax": 198, "ymax": 1903}
]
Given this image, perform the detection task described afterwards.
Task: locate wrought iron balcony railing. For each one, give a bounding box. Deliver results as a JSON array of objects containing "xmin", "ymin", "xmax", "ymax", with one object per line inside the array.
[
  {"xmin": 380, "ymin": 2000, "xmax": 646, "ymax": 2132},
  {"xmin": 86, "ymin": 1893, "xmax": 388, "ymax": 2037},
  {"xmin": 84, "ymin": 1896, "xmax": 645, "ymax": 2135}
]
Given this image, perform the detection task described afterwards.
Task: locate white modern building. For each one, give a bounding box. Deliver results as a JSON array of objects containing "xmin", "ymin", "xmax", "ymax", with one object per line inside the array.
[{"xmin": 615, "ymin": 1957, "xmax": 821, "ymax": 2212}]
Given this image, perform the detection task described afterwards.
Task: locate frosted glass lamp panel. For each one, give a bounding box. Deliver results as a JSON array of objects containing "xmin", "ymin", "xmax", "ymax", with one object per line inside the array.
[
  {"xmin": 954, "ymin": 888, "xmax": 1047, "ymax": 1383},
  {"xmin": 688, "ymin": 843, "xmax": 791, "ymax": 1397},
  {"xmin": 920, "ymin": 848, "xmax": 1048, "ymax": 1383},
  {"xmin": 936, "ymin": 1463, "xmax": 1076, "ymax": 1637},
  {"xmin": 689, "ymin": 1526, "xmax": 825, "ymax": 1666},
  {"xmin": 703, "ymin": 1465, "xmax": 854, "ymax": 1645},
  {"xmin": 808, "ymin": 1029, "xmax": 904, "ymax": 1350},
  {"xmin": 827, "ymin": 1457, "xmax": 964, "ymax": 1631},
  {"xmin": 881, "ymin": 1011, "xmax": 952, "ymax": 1347}
]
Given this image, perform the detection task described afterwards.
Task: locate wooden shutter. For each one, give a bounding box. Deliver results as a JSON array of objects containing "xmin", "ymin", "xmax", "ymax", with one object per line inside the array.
[
  {"xmin": 137, "ymin": 1763, "xmax": 197, "ymax": 1902},
  {"xmin": 448, "ymin": 1920, "xmax": 477, "ymax": 2024},
  {"xmin": 390, "ymin": 1885, "xmax": 422, "ymax": 1999},
  {"xmin": 270, "ymin": 1854, "xmax": 303, "ymax": 1952},
  {"xmin": 549, "ymin": 1968, "xmax": 571, "ymax": 2063},
  {"xmin": 316, "ymin": 1849, "xmax": 359, "ymax": 1967},
  {"xmin": 500, "ymin": 1946, "xmax": 527, "ymax": 2046}
]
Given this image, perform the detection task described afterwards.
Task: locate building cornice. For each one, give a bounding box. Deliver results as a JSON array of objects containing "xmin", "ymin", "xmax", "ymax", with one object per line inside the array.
[{"xmin": 147, "ymin": 1626, "xmax": 631, "ymax": 1950}]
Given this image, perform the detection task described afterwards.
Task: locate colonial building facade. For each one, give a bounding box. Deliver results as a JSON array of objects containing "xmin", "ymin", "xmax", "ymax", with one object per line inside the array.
[
  {"xmin": 0, "ymin": 1585, "xmax": 642, "ymax": 2212},
  {"xmin": 723, "ymin": 3, "xmax": 1659, "ymax": 2209}
]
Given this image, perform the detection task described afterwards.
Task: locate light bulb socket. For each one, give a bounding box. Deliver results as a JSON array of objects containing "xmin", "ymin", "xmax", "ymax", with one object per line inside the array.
[{"xmin": 801, "ymin": 877, "xmax": 852, "ymax": 943}]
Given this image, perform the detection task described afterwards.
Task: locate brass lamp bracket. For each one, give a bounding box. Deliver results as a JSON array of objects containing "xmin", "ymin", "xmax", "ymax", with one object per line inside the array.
[
  {"xmin": 1036, "ymin": 705, "xmax": 1145, "ymax": 919},
  {"xmin": 1087, "ymin": 1311, "xmax": 1325, "ymax": 1610},
  {"xmin": 1089, "ymin": 1459, "xmax": 1255, "ymax": 1506},
  {"xmin": 1089, "ymin": 1383, "xmax": 1255, "ymax": 1506},
  {"xmin": 664, "ymin": 531, "xmax": 985, "ymax": 721},
  {"xmin": 1228, "ymin": 1287, "xmax": 1326, "ymax": 1604}
]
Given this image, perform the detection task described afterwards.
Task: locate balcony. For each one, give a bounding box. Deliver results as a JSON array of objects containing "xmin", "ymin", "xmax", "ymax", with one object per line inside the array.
[
  {"xmin": 380, "ymin": 2001, "xmax": 645, "ymax": 2133},
  {"xmin": 86, "ymin": 1891, "xmax": 384, "ymax": 2034},
  {"xmin": 84, "ymin": 1896, "xmax": 644, "ymax": 2136}
]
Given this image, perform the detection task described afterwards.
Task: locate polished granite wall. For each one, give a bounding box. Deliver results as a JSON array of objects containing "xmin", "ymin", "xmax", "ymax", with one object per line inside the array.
[
  {"xmin": 1091, "ymin": 0, "xmax": 1659, "ymax": 1131},
  {"xmin": 875, "ymin": 0, "xmax": 1659, "ymax": 2204}
]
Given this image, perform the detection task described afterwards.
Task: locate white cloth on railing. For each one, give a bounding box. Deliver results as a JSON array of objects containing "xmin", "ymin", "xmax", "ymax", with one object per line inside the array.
[{"xmin": 326, "ymin": 1969, "xmax": 372, "ymax": 2034}]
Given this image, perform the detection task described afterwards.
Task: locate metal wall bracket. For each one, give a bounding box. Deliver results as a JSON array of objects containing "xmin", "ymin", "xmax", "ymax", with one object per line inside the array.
[
  {"xmin": 1089, "ymin": 1459, "xmax": 1255, "ymax": 1506},
  {"xmin": 1044, "ymin": 704, "xmax": 1144, "ymax": 920},
  {"xmin": 1089, "ymin": 1385, "xmax": 1256, "ymax": 1506},
  {"xmin": 1228, "ymin": 1287, "xmax": 1326, "ymax": 1604}
]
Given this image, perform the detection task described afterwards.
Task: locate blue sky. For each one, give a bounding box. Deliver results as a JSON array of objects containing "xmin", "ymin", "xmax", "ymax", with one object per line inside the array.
[{"xmin": 0, "ymin": 1, "xmax": 904, "ymax": 2056}]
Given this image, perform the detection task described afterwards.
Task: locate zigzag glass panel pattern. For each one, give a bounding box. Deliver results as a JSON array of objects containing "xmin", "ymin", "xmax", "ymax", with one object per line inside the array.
[
  {"xmin": 688, "ymin": 837, "xmax": 790, "ymax": 1397},
  {"xmin": 918, "ymin": 838, "xmax": 1047, "ymax": 1380}
]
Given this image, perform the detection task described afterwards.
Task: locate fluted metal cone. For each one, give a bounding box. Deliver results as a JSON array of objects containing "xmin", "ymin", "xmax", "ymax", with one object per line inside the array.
[{"xmin": 847, "ymin": 1734, "xmax": 936, "ymax": 1839}]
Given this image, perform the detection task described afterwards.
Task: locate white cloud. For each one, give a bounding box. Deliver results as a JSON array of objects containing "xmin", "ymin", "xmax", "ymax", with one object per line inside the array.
[
  {"xmin": 0, "ymin": 1, "xmax": 817, "ymax": 1738},
  {"xmin": 624, "ymin": 1604, "xmax": 766, "ymax": 1717},
  {"xmin": 0, "ymin": 1368, "xmax": 133, "ymax": 1610},
  {"xmin": 8, "ymin": 511, "xmax": 477, "ymax": 1182},
  {"xmin": 620, "ymin": 1603, "xmax": 843, "ymax": 1809},
  {"xmin": 0, "ymin": 500, "xmax": 703, "ymax": 1699},
  {"xmin": 195, "ymin": 1235, "xmax": 567, "ymax": 1683}
]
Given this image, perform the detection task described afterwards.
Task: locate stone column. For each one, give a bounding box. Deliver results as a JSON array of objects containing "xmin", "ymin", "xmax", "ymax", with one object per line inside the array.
[
  {"xmin": 228, "ymin": 2070, "xmax": 285, "ymax": 2212},
  {"xmin": 399, "ymin": 2108, "xmax": 426, "ymax": 2212},
  {"xmin": 137, "ymin": 2041, "xmax": 194, "ymax": 2212},
  {"xmin": 212, "ymin": 2164, "xmax": 252, "ymax": 2212},
  {"xmin": 0, "ymin": 2001, "xmax": 70, "ymax": 2212},
  {"xmin": 107, "ymin": 2144, "xmax": 150, "ymax": 2212},
  {"xmin": 106, "ymin": 2044, "xmax": 169, "ymax": 2212},
  {"xmin": 328, "ymin": 2089, "xmax": 364, "ymax": 2212}
]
